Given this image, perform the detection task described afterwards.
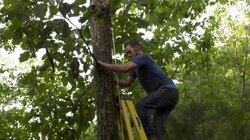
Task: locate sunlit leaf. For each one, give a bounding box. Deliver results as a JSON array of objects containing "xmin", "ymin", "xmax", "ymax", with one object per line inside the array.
[{"xmin": 19, "ymin": 51, "xmax": 30, "ymax": 62}]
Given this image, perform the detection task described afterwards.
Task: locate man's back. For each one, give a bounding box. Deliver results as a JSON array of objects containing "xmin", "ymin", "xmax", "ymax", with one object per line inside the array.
[{"xmin": 129, "ymin": 54, "xmax": 176, "ymax": 93}]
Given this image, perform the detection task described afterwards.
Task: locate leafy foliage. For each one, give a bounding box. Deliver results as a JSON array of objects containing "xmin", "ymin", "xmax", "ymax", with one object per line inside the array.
[{"xmin": 0, "ymin": 0, "xmax": 249, "ymax": 139}]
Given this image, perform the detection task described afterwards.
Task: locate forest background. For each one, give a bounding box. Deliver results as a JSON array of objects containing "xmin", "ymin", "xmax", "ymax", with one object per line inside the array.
[{"xmin": 0, "ymin": 0, "xmax": 249, "ymax": 139}]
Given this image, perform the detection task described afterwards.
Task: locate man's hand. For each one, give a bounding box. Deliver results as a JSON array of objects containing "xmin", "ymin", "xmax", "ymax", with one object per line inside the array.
[
  {"xmin": 96, "ymin": 60, "xmax": 110, "ymax": 71},
  {"xmin": 97, "ymin": 60, "xmax": 106, "ymax": 67},
  {"xmin": 118, "ymin": 76, "xmax": 135, "ymax": 88}
]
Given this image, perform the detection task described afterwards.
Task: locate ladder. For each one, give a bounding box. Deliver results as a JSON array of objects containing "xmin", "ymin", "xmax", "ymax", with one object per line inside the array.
[{"xmin": 117, "ymin": 93, "xmax": 148, "ymax": 140}]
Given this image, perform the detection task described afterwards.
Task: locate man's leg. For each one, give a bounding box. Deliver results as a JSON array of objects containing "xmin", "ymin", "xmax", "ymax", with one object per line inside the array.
[
  {"xmin": 136, "ymin": 98, "xmax": 156, "ymax": 137},
  {"xmin": 153, "ymin": 88, "xmax": 179, "ymax": 139},
  {"xmin": 136, "ymin": 87, "xmax": 179, "ymax": 139},
  {"xmin": 136, "ymin": 87, "xmax": 177, "ymax": 138},
  {"xmin": 153, "ymin": 108, "xmax": 170, "ymax": 140}
]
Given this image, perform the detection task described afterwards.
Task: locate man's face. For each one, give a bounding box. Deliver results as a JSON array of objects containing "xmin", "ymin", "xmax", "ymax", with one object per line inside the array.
[{"xmin": 124, "ymin": 45, "xmax": 137, "ymax": 57}]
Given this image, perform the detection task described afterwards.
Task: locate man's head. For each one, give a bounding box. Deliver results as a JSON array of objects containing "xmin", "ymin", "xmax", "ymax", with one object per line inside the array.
[{"xmin": 123, "ymin": 39, "xmax": 143, "ymax": 57}]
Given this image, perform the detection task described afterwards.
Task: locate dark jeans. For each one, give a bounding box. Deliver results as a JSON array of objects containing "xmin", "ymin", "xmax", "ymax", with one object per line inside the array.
[{"xmin": 136, "ymin": 86, "xmax": 179, "ymax": 140}]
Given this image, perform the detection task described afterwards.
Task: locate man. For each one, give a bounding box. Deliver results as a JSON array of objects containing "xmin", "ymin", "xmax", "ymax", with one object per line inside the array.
[{"xmin": 97, "ymin": 39, "xmax": 179, "ymax": 140}]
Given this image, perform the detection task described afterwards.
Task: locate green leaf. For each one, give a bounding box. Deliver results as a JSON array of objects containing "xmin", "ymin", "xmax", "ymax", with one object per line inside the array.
[
  {"xmin": 147, "ymin": 12, "xmax": 158, "ymax": 24},
  {"xmin": 53, "ymin": 19, "xmax": 71, "ymax": 38},
  {"xmin": 109, "ymin": 0, "xmax": 121, "ymax": 10},
  {"xmin": 218, "ymin": 0, "xmax": 228, "ymax": 4},
  {"xmin": 19, "ymin": 51, "xmax": 30, "ymax": 62},
  {"xmin": 38, "ymin": 62, "xmax": 49, "ymax": 72},
  {"xmin": 79, "ymin": 8, "xmax": 95, "ymax": 23},
  {"xmin": 64, "ymin": 35, "xmax": 74, "ymax": 50},
  {"xmin": 59, "ymin": 3, "xmax": 72, "ymax": 18},
  {"xmin": 33, "ymin": 3, "xmax": 47, "ymax": 19},
  {"xmin": 136, "ymin": 18, "xmax": 149, "ymax": 28},
  {"xmin": 49, "ymin": 5, "xmax": 59, "ymax": 18},
  {"xmin": 13, "ymin": 28, "xmax": 23, "ymax": 44}
]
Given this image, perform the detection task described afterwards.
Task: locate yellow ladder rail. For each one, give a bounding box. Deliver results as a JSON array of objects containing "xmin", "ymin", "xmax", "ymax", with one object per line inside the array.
[{"xmin": 118, "ymin": 93, "xmax": 148, "ymax": 140}]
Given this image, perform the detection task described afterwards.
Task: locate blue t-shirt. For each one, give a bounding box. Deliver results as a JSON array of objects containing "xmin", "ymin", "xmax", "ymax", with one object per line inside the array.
[{"xmin": 129, "ymin": 54, "xmax": 176, "ymax": 94}]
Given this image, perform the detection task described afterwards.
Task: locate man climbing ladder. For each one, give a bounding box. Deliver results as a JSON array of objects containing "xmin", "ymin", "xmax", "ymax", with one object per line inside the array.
[{"xmin": 97, "ymin": 39, "xmax": 179, "ymax": 140}]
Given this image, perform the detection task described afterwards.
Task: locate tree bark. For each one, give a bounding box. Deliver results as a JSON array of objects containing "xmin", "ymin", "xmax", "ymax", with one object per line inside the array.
[{"xmin": 89, "ymin": 0, "xmax": 118, "ymax": 139}]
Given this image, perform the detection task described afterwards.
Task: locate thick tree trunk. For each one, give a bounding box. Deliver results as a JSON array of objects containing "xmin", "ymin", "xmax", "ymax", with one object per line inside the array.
[{"xmin": 89, "ymin": 0, "xmax": 118, "ymax": 139}]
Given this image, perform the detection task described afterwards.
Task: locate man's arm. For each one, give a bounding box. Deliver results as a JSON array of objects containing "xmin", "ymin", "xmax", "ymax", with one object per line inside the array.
[
  {"xmin": 117, "ymin": 76, "xmax": 135, "ymax": 88},
  {"xmin": 97, "ymin": 61, "xmax": 138, "ymax": 73}
]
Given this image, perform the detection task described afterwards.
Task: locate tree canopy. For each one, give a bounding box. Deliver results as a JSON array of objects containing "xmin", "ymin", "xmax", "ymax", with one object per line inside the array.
[{"xmin": 0, "ymin": 0, "xmax": 249, "ymax": 139}]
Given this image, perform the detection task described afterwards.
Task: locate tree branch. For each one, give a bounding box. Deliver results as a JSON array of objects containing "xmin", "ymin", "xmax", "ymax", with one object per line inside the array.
[
  {"xmin": 57, "ymin": 15, "xmax": 97, "ymax": 61},
  {"xmin": 45, "ymin": 45, "xmax": 55, "ymax": 73}
]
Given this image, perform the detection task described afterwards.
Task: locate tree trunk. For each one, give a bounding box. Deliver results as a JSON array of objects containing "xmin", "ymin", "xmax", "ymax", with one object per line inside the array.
[{"xmin": 89, "ymin": 0, "xmax": 118, "ymax": 139}]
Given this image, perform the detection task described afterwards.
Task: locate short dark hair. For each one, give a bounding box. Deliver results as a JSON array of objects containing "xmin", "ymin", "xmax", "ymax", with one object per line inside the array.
[{"xmin": 123, "ymin": 39, "xmax": 141, "ymax": 49}]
